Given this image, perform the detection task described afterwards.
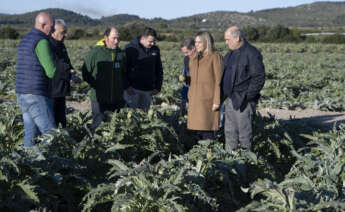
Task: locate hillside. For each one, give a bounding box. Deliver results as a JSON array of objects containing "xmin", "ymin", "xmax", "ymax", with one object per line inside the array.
[
  {"xmin": 1, "ymin": 2, "xmax": 345, "ymax": 28},
  {"xmin": 168, "ymin": 11, "xmax": 272, "ymax": 29},
  {"xmin": 100, "ymin": 14, "xmax": 140, "ymax": 25},
  {"xmin": 251, "ymin": 1, "xmax": 345, "ymax": 27},
  {"xmin": 0, "ymin": 8, "xmax": 100, "ymax": 26}
]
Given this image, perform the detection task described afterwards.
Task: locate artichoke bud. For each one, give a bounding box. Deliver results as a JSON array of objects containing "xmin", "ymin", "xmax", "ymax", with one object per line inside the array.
[
  {"xmin": 206, "ymin": 152, "xmax": 212, "ymax": 159},
  {"xmin": 179, "ymin": 74, "xmax": 185, "ymax": 82},
  {"xmin": 148, "ymin": 109, "xmax": 154, "ymax": 119},
  {"xmin": 127, "ymin": 110, "xmax": 132, "ymax": 119}
]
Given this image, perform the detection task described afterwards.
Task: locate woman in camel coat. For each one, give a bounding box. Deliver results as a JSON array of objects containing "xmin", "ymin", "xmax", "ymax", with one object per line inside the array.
[{"xmin": 187, "ymin": 31, "xmax": 223, "ymax": 140}]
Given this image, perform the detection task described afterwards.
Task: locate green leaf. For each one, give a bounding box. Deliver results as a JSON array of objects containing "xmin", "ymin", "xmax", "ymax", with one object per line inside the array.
[
  {"xmin": 17, "ymin": 180, "xmax": 39, "ymax": 203},
  {"xmin": 105, "ymin": 143, "xmax": 133, "ymax": 153}
]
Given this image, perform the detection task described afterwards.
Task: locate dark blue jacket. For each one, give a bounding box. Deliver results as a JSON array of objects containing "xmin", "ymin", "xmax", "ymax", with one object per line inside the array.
[
  {"xmin": 221, "ymin": 41, "xmax": 265, "ymax": 111},
  {"xmin": 16, "ymin": 28, "xmax": 50, "ymax": 96},
  {"xmin": 125, "ymin": 37, "xmax": 163, "ymax": 91}
]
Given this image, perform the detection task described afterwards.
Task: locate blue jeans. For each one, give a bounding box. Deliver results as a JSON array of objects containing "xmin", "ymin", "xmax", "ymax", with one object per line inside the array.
[{"xmin": 17, "ymin": 94, "xmax": 56, "ymax": 146}]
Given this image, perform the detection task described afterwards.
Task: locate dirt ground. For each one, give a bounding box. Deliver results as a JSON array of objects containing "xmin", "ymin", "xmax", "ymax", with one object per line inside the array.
[
  {"xmin": 259, "ymin": 108, "xmax": 345, "ymax": 129},
  {"xmin": 67, "ymin": 100, "xmax": 345, "ymax": 130}
]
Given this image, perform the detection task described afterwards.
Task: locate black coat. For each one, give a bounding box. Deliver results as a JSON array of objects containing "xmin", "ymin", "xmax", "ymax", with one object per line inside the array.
[
  {"xmin": 221, "ymin": 41, "xmax": 265, "ymax": 111},
  {"xmin": 49, "ymin": 37, "xmax": 73, "ymax": 97},
  {"xmin": 125, "ymin": 37, "xmax": 163, "ymax": 91}
]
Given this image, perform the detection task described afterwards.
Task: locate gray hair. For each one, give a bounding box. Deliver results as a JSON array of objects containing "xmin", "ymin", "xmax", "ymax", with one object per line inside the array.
[
  {"xmin": 55, "ymin": 19, "xmax": 66, "ymax": 27},
  {"xmin": 180, "ymin": 38, "xmax": 195, "ymax": 50},
  {"xmin": 230, "ymin": 27, "xmax": 245, "ymax": 41}
]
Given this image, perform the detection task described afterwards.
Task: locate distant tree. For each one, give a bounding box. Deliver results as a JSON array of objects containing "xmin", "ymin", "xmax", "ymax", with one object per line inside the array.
[
  {"xmin": 118, "ymin": 26, "xmax": 132, "ymax": 41},
  {"xmin": 0, "ymin": 26, "xmax": 19, "ymax": 39},
  {"xmin": 212, "ymin": 31, "xmax": 224, "ymax": 43},
  {"xmin": 264, "ymin": 25, "xmax": 290, "ymax": 42},
  {"xmin": 69, "ymin": 28, "xmax": 86, "ymax": 40},
  {"xmin": 256, "ymin": 25, "xmax": 270, "ymax": 42},
  {"xmin": 122, "ymin": 22, "xmax": 146, "ymax": 39},
  {"xmin": 158, "ymin": 23, "xmax": 168, "ymax": 29},
  {"xmin": 243, "ymin": 26, "xmax": 259, "ymax": 41},
  {"xmin": 321, "ymin": 33, "xmax": 345, "ymax": 44}
]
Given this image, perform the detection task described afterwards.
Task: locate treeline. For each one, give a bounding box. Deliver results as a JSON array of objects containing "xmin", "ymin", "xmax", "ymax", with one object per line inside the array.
[
  {"xmin": 1, "ymin": 24, "xmax": 345, "ymax": 44},
  {"xmin": 241, "ymin": 25, "xmax": 345, "ymax": 43}
]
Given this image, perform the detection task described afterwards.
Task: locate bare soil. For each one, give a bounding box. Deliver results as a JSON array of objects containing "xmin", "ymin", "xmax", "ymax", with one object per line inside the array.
[
  {"xmin": 66, "ymin": 100, "xmax": 345, "ymax": 130},
  {"xmin": 259, "ymin": 108, "xmax": 345, "ymax": 129}
]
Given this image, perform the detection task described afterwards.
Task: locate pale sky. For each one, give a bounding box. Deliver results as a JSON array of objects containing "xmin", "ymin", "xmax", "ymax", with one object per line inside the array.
[{"xmin": 0, "ymin": 0, "xmax": 342, "ymax": 19}]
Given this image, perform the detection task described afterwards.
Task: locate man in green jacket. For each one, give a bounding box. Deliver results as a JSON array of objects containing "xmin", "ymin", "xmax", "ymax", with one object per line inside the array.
[{"xmin": 82, "ymin": 27, "xmax": 129, "ymax": 130}]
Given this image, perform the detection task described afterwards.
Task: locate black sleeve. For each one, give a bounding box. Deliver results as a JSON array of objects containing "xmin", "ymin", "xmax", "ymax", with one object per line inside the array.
[
  {"xmin": 124, "ymin": 46, "xmax": 134, "ymax": 88},
  {"xmin": 62, "ymin": 43, "xmax": 73, "ymax": 70},
  {"xmin": 246, "ymin": 51, "xmax": 265, "ymax": 101},
  {"xmin": 155, "ymin": 48, "xmax": 163, "ymax": 91}
]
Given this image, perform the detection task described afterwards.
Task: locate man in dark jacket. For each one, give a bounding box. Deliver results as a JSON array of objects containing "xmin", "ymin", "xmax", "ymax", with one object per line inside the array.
[
  {"xmin": 124, "ymin": 27, "xmax": 163, "ymax": 111},
  {"xmin": 49, "ymin": 19, "xmax": 80, "ymax": 128},
  {"xmin": 179, "ymin": 38, "xmax": 195, "ymax": 113},
  {"xmin": 82, "ymin": 27, "xmax": 128, "ymax": 130},
  {"xmin": 16, "ymin": 12, "xmax": 57, "ymax": 147},
  {"xmin": 221, "ymin": 26, "xmax": 265, "ymax": 152}
]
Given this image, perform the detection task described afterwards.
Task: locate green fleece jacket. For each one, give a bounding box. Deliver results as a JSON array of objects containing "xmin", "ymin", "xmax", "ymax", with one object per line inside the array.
[{"xmin": 82, "ymin": 46, "xmax": 127, "ymax": 104}]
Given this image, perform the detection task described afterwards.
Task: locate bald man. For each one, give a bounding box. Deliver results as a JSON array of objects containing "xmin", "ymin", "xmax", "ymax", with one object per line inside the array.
[
  {"xmin": 16, "ymin": 12, "xmax": 57, "ymax": 148},
  {"xmin": 221, "ymin": 26, "xmax": 265, "ymax": 152}
]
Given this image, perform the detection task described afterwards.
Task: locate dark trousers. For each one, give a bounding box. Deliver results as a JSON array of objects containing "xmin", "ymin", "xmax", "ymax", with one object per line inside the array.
[
  {"xmin": 224, "ymin": 98, "xmax": 256, "ymax": 151},
  {"xmin": 51, "ymin": 97, "xmax": 66, "ymax": 128},
  {"xmin": 91, "ymin": 101, "xmax": 123, "ymax": 131},
  {"xmin": 197, "ymin": 131, "xmax": 216, "ymax": 140}
]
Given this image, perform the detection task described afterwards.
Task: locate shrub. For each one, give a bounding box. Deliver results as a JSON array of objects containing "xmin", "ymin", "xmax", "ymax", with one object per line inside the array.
[
  {"xmin": 0, "ymin": 26, "xmax": 19, "ymax": 39},
  {"xmin": 321, "ymin": 33, "xmax": 345, "ymax": 44}
]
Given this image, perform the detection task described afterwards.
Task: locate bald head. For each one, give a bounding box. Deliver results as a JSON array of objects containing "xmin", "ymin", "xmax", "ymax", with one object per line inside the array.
[
  {"xmin": 225, "ymin": 26, "xmax": 242, "ymax": 39},
  {"xmin": 224, "ymin": 26, "xmax": 244, "ymax": 50},
  {"xmin": 35, "ymin": 12, "xmax": 54, "ymax": 36}
]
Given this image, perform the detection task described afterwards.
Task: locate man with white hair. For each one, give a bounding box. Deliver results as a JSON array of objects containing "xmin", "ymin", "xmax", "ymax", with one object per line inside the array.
[
  {"xmin": 49, "ymin": 19, "xmax": 80, "ymax": 128},
  {"xmin": 16, "ymin": 12, "xmax": 57, "ymax": 147},
  {"xmin": 221, "ymin": 26, "xmax": 265, "ymax": 152}
]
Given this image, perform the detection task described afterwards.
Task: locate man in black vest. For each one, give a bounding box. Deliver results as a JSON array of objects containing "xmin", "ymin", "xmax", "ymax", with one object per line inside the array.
[
  {"xmin": 16, "ymin": 12, "xmax": 57, "ymax": 147},
  {"xmin": 49, "ymin": 19, "xmax": 80, "ymax": 128},
  {"xmin": 221, "ymin": 26, "xmax": 265, "ymax": 152}
]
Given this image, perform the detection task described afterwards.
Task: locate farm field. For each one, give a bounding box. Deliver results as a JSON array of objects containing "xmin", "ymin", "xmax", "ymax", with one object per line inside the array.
[{"xmin": 0, "ymin": 40, "xmax": 345, "ymax": 211}]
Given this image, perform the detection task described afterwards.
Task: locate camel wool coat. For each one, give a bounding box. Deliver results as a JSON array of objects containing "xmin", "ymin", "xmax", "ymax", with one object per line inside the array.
[{"xmin": 187, "ymin": 51, "xmax": 223, "ymax": 131}]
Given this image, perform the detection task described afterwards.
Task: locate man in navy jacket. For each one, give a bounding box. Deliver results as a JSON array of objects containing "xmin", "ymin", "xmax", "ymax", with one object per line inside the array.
[
  {"xmin": 124, "ymin": 27, "xmax": 163, "ymax": 111},
  {"xmin": 221, "ymin": 26, "xmax": 265, "ymax": 152}
]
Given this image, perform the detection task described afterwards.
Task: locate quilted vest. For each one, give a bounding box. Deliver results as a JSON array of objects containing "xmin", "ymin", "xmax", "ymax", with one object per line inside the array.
[{"xmin": 16, "ymin": 28, "xmax": 50, "ymax": 96}]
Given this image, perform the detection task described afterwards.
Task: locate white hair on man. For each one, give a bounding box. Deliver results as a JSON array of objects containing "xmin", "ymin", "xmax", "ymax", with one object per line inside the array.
[{"xmin": 55, "ymin": 19, "xmax": 66, "ymax": 26}]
